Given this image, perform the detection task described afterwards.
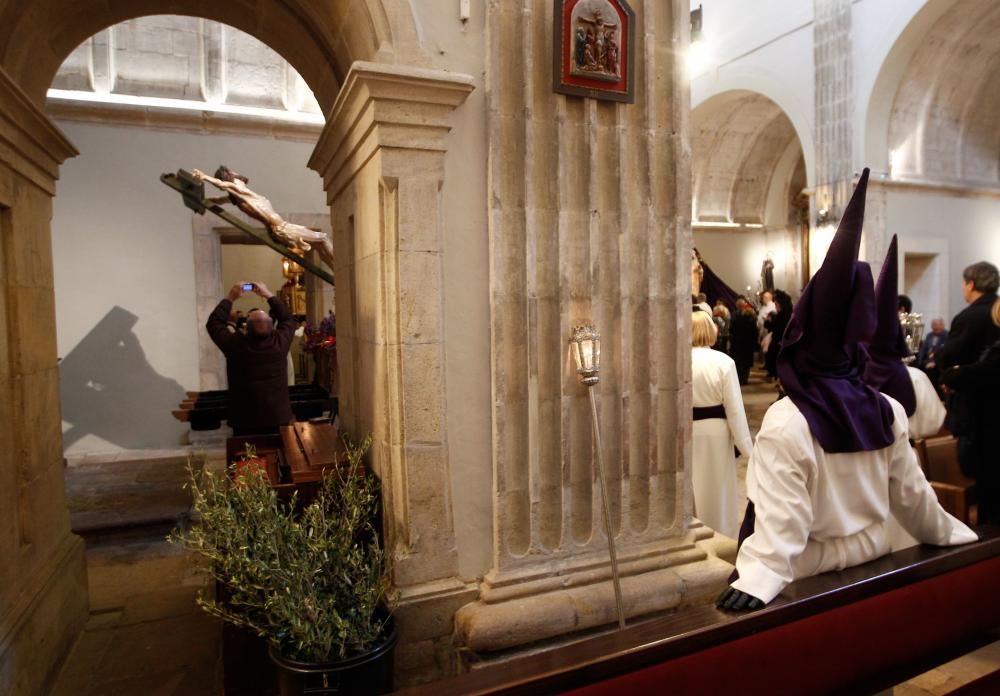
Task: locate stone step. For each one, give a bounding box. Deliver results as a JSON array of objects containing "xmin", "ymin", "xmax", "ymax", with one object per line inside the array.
[{"xmin": 65, "ymin": 452, "xmax": 212, "ymax": 543}]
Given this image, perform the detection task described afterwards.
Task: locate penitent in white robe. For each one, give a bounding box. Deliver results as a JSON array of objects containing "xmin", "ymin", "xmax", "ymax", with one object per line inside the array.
[
  {"xmin": 692, "ymin": 347, "xmax": 754, "ymax": 539},
  {"xmin": 888, "ymin": 366, "xmax": 948, "ymax": 550},
  {"xmin": 905, "ymin": 366, "xmax": 946, "ymax": 439},
  {"xmin": 732, "ymin": 394, "xmax": 976, "ymax": 604}
]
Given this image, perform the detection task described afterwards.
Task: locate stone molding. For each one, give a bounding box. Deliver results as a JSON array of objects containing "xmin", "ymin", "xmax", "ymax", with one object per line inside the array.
[
  {"xmin": 308, "ymin": 61, "xmax": 474, "ymax": 201},
  {"xmin": 869, "ymin": 175, "xmax": 1000, "ymax": 201},
  {"xmin": 456, "ymin": 533, "xmax": 733, "ymax": 653},
  {"xmin": 0, "ymin": 66, "xmax": 77, "ymax": 195},
  {"xmin": 46, "ymin": 100, "xmax": 323, "ymax": 143}
]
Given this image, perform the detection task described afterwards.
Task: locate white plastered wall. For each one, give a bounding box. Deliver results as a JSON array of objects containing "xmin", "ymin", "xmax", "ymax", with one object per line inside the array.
[{"xmin": 51, "ymin": 120, "xmax": 326, "ymax": 456}]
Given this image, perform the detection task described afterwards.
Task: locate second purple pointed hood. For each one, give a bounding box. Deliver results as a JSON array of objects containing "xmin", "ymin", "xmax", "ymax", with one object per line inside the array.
[
  {"xmin": 776, "ymin": 168, "xmax": 896, "ymax": 453},
  {"xmin": 863, "ymin": 235, "xmax": 917, "ymax": 415}
]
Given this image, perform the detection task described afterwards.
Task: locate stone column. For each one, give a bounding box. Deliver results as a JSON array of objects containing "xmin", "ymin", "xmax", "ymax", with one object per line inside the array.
[
  {"xmin": 812, "ymin": 0, "xmax": 890, "ymax": 265},
  {"xmin": 308, "ymin": 61, "xmax": 479, "ymax": 679},
  {"xmin": 0, "ymin": 66, "xmax": 88, "ymax": 695},
  {"xmin": 454, "ymin": 0, "xmax": 733, "ymax": 653}
]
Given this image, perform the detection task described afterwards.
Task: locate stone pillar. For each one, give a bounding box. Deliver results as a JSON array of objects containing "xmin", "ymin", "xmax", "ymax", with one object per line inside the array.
[
  {"xmin": 454, "ymin": 0, "xmax": 733, "ymax": 653},
  {"xmin": 812, "ymin": 0, "xmax": 890, "ymax": 265},
  {"xmin": 308, "ymin": 61, "xmax": 479, "ymax": 680},
  {"xmin": 813, "ymin": 0, "xmax": 853, "ymax": 215},
  {"xmin": 0, "ymin": 66, "xmax": 88, "ymax": 696}
]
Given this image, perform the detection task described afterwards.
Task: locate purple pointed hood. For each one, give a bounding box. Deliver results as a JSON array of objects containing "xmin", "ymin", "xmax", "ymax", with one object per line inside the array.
[
  {"xmin": 863, "ymin": 235, "xmax": 917, "ymax": 415},
  {"xmin": 776, "ymin": 168, "xmax": 896, "ymax": 453}
]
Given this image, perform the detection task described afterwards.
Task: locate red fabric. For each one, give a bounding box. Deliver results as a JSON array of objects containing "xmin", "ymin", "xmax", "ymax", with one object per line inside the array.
[{"xmin": 566, "ymin": 557, "xmax": 1000, "ymax": 696}]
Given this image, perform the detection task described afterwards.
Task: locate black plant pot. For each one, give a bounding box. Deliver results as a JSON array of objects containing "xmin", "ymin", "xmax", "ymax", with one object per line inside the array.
[{"xmin": 268, "ymin": 617, "xmax": 398, "ymax": 695}]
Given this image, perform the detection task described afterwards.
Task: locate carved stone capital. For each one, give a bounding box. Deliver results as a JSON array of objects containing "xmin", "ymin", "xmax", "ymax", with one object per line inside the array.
[
  {"xmin": 0, "ymin": 66, "xmax": 77, "ymax": 196},
  {"xmin": 308, "ymin": 61, "xmax": 474, "ymax": 202}
]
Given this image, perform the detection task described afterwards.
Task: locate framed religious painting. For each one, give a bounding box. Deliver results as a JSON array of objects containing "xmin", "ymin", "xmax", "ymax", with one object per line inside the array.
[{"xmin": 553, "ymin": 0, "xmax": 636, "ymax": 103}]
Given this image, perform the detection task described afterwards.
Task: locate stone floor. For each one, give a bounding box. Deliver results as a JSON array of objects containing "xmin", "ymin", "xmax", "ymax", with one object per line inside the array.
[
  {"xmin": 49, "ymin": 372, "xmax": 999, "ymax": 694},
  {"xmin": 52, "ymin": 538, "xmax": 222, "ymax": 696}
]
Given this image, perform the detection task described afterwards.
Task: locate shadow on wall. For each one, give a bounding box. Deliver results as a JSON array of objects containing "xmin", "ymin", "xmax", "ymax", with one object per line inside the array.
[{"xmin": 59, "ymin": 306, "xmax": 188, "ymax": 451}]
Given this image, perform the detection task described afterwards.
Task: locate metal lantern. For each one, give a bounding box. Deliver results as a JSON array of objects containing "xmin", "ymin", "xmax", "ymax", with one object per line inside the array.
[
  {"xmin": 571, "ymin": 324, "xmax": 601, "ymax": 386},
  {"xmin": 569, "ymin": 321, "xmax": 623, "ymax": 630}
]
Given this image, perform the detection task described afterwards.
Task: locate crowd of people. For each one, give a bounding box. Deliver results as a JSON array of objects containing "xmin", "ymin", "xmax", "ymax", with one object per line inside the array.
[
  {"xmin": 691, "ymin": 258, "xmax": 1000, "ymax": 535},
  {"xmin": 688, "ymin": 170, "xmax": 997, "ymax": 611}
]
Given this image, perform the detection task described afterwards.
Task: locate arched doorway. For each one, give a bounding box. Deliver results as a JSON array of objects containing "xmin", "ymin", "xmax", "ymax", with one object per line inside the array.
[
  {"xmin": 0, "ymin": 1, "xmax": 483, "ymax": 691},
  {"xmin": 0, "ymin": 0, "xmax": 425, "ymax": 113},
  {"xmin": 863, "ymin": 0, "xmax": 1000, "ymax": 320},
  {"xmin": 691, "ymin": 90, "xmax": 809, "ymax": 299},
  {"xmin": 51, "ymin": 16, "xmax": 330, "ymax": 458}
]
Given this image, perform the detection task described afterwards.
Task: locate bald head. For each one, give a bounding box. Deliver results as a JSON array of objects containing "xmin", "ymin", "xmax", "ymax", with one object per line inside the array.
[{"xmin": 246, "ymin": 309, "xmax": 274, "ymax": 337}]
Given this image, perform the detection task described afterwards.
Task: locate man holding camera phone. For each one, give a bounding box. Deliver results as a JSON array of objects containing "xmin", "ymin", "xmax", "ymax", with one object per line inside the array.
[{"xmin": 206, "ymin": 281, "xmax": 296, "ymax": 436}]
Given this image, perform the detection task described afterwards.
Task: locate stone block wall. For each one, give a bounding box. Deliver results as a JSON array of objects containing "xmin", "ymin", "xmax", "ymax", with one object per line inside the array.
[{"xmin": 0, "ymin": 67, "xmax": 88, "ymax": 696}]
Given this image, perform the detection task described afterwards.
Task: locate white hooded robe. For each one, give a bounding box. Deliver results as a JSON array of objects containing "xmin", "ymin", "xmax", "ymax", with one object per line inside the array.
[{"xmin": 732, "ymin": 394, "xmax": 975, "ymax": 604}]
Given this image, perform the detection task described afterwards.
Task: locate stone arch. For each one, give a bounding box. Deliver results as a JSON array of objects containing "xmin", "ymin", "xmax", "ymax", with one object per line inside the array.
[
  {"xmin": 0, "ymin": 0, "xmax": 427, "ymax": 114},
  {"xmin": 691, "ymin": 90, "xmax": 806, "ymax": 226},
  {"xmin": 691, "ymin": 90, "xmax": 808, "ymax": 295},
  {"xmin": 865, "ymin": 0, "xmax": 1000, "ymax": 184},
  {"xmin": 692, "ymin": 69, "xmax": 815, "ymax": 187}
]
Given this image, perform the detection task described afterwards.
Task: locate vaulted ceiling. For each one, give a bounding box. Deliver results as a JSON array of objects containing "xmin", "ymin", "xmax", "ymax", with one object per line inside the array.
[
  {"xmin": 888, "ymin": 0, "xmax": 1000, "ymax": 185},
  {"xmin": 691, "ymin": 91, "xmax": 805, "ymax": 226},
  {"xmin": 0, "ymin": 0, "xmax": 424, "ymax": 114}
]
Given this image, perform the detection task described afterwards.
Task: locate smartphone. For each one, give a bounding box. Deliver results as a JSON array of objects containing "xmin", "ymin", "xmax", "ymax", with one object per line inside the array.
[{"xmin": 242, "ymin": 283, "xmax": 254, "ymax": 291}]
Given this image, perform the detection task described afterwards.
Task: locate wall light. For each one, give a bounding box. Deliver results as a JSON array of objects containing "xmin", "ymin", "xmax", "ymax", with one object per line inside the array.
[
  {"xmin": 690, "ymin": 4, "xmax": 703, "ymax": 43},
  {"xmin": 687, "ymin": 4, "xmax": 710, "ymax": 78},
  {"xmin": 570, "ymin": 323, "xmax": 624, "ymax": 630}
]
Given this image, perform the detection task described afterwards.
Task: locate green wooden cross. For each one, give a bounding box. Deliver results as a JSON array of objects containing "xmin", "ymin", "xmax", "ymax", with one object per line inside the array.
[{"xmin": 160, "ymin": 170, "xmax": 335, "ymax": 286}]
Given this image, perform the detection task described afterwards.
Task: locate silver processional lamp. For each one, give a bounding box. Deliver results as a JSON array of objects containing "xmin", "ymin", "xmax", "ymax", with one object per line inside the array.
[{"xmin": 570, "ymin": 324, "xmax": 625, "ymax": 630}]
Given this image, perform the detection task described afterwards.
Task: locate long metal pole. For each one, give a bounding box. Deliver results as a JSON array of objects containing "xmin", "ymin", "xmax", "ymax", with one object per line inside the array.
[{"xmin": 588, "ymin": 387, "xmax": 626, "ymax": 630}]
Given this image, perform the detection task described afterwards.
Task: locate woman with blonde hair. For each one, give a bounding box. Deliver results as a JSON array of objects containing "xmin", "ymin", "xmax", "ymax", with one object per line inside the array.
[
  {"xmin": 941, "ymin": 297, "xmax": 1000, "ymax": 523},
  {"xmin": 691, "ymin": 310, "xmax": 754, "ymax": 538}
]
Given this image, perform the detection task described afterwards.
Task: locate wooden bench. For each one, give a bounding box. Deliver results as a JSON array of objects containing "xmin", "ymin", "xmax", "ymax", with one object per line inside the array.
[
  {"xmin": 171, "ymin": 385, "xmax": 337, "ymax": 430},
  {"xmin": 915, "ymin": 435, "xmax": 977, "ymax": 524},
  {"xmin": 396, "ymin": 530, "xmax": 1000, "ymax": 695}
]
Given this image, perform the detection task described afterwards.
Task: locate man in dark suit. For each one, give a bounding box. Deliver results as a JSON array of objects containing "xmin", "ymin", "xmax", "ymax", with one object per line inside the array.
[
  {"xmin": 207, "ymin": 281, "xmax": 296, "ymax": 436},
  {"xmin": 936, "ymin": 262, "xmax": 1000, "ymax": 370},
  {"xmin": 936, "ymin": 261, "xmax": 1000, "ymax": 477}
]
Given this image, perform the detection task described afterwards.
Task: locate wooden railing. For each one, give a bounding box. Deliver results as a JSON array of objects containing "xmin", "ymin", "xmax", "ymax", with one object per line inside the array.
[{"xmin": 398, "ymin": 529, "xmax": 1000, "ymax": 695}]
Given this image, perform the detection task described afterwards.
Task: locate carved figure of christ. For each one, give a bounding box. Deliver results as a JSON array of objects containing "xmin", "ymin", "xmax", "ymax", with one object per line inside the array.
[{"xmin": 192, "ymin": 168, "xmax": 334, "ymax": 270}]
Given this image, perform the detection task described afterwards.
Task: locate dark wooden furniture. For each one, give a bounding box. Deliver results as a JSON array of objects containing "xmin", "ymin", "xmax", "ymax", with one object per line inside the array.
[
  {"xmin": 397, "ymin": 530, "xmax": 1000, "ymax": 695},
  {"xmin": 915, "ymin": 435, "xmax": 977, "ymax": 524},
  {"xmin": 226, "ymin": 422, "xmax": 350, "ymax": 505},
  {"xmin": 172, "ymin": 384, "xmax": 336, "ymax": 430}
]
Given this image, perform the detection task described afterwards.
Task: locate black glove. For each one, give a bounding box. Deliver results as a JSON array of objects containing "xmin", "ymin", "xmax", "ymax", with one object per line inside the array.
[{"xmin": 716, "ymin": 586, "xmax": 765, "ymax": 612}]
